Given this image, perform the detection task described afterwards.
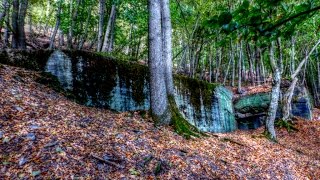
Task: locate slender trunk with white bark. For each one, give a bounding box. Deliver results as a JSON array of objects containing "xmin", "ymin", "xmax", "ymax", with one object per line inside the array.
[
  {"xmin": 97, "ymin": 0, "xmax": 105, "ymax": 52},
  {"xmin": 282, "ymin": 39, "xmax": 320, "ymax": 121},
  {"xmin": 49, "ymin": 0, "xmax": 62, "ymax": 50},
  {"xmin": 265, "ymin": 41, "xmax": 281, "ymax": 141},
  {"xmin": 102, "ymin": 4, "xmax": 116, "ymax": 52}
]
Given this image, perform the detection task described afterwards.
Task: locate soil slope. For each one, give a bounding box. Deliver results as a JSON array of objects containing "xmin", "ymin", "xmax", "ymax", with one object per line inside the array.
[{"xmin": 0, "ymin": 64, "xmax": 319, "ymax": 179}]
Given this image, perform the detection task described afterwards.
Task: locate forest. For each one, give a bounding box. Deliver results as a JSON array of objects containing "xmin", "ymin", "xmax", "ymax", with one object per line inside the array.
[{"xmin": 0, "ymin": 0, "xmax": 320, "ymax": 179}]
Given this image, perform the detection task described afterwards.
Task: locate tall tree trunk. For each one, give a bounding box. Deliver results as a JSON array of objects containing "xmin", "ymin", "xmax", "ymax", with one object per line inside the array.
[
  {"xmin": 208, "ymin": 45, "xmax": 213, "ymax": 83},
  {"xmin": 0, "ymin": 0, "xmax": 8, "ymax": 24},
  {"xmin": 67, "ymin": 0, "xmax": 80, "ymax": 49},
  {"xmin": 231, "ymin": 41, "xmax": 235, "ymax": 86},
  {"xmin": 59, "ymin": 29, "xmax": 64, "ymax": 47},
  {"xmin": 44, "ymin": 0, "xmax": 50, "ymax": 34},
  {"xmin": 17, "ymin": 0, "xmax": 28, "ymax": 49},
  {"xmin": 238, "ymin": 41, "xmax": 243, "ymax": 93},
  {"xmin": 11, "ymin": 0, "xmax": 19, "ymax": 48},
  {"xmin": 282, "ymin": 39, "xmax": 320, "ymax": 121},
  {"xmin": 148, "ymin": 0, "xmax": 170, "ymax": 125},
  {"xmin": 49, "ymin": 0, "xmax": 62, "ymax": 50},
  {"xmin": 67, "ymin": 0, "xmax": 73, "ymax": 49},
  {"xmin": 28, "ymin": 9, "xmax": 32, "ymax": 35},
  {"xmin": 215, "ymin": 47, "xmax": 222, "ymax": 82},
  {"xmin": 3, "ymin": 1, "xmax": 10, "ymax": 48},
  {"xmin": 107, "ymin": 10, "xmax": 116, "ymax": 52},
  {"xmin": 97, "ymin": 0, "xmax": 105, "ymax": 52},
  {"xmin": 102, "ymin": 4, "xmax": 116, "ymax": 52},
  {"xmin": 161, "ymin": 0, "xmax": 174, "ymax": 95},
  {"xmin": 265, "ymin": 42, "xmax": 281, "ymax": 141}
]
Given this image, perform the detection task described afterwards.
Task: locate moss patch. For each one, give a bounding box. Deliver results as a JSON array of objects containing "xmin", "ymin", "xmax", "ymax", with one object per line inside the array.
[
  {"xmin": 173, "ymin": 75, "xmax": 219, "ymax": 111},
  {"xmin": 35, "ymin": 72, "xmax": 78, "ymax": 102},
  {"xmin": 168, "ymin": 96, "xmax": 204, "ymax": 139},
  {"xmin": 0, "ymin": 50, "xmax": 53, "ymax": 71}
]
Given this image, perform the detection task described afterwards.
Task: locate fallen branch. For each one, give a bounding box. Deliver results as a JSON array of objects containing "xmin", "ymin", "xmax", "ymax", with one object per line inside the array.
[
  {"xmin": 90, "ymin": 153, "xmax": 124, "ymax": 169},
  {"xmin": 221, "ymin": 137, "xmax": 247, "ymax": 147},
  {"xmin": 44, "ymin": 141, "xmax": 59, "ymax": 148}
]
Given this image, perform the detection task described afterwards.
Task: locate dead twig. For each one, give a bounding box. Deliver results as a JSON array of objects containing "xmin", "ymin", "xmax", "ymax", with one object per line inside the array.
[
  {"xmin": 221, "ymin": 137, "xmax": 247, "ymax": 147},
  {"xmin": 90, "ymin": 153, "xmax": 124, "ymax": 169}
]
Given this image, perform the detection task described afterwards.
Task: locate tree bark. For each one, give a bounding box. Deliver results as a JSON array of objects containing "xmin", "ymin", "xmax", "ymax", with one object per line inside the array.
[
  {"xmin": 238, "ymin": 41, "xmax": 243, "ymax": 93},
  {"xmin": 49, "ymin": 0, "xmax": 62, "ymax": 50},
  {"xmin": 67, "ymin": 0, "xmax": 80, "ymax": 49},
  {"xmin": 102, "ymin": 4, "xmax": 116, "ymax": 52},
  {"xmin": 0, "ymin": 0, "xmax": 8, "ymax": 24},
  {"xmin": 160, "ymin": 0, "xmax": 174, "ymax": 95},
  {"xmin": 3, "ymin": 0, "xmax": 10, "ymax": 48},
  {"xmin": 97, "ymin": 0, "xmax": 105, "ymax": 52},
  {"xmin": 18, "ymin": 0, "xmax": 28, "ymax": 49},
  {"xmin": 11, "ymin": 0, "xmax": 19, "ymax": 48},
  {"xmin": 265, "ymin": 42, "xmax": 281, "ymax": 141},
  {"xmin": 282, "ymin": 39, "xmax": 320, "ymax": 121},
  {"xmin": 148, "ymin": 0, "xmax": 170, "ymax": 125}
]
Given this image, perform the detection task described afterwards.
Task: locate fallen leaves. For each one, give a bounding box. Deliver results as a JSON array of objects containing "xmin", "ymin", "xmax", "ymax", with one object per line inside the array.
[{"xmin": 0, "ymin": 64, "xmax": 319, "ymax": 179}]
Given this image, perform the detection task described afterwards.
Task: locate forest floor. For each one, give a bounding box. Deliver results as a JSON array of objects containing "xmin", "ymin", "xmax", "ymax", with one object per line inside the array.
[{"xmin": 0, "ymin": 64, "xmax": 320, "ymax": 179}]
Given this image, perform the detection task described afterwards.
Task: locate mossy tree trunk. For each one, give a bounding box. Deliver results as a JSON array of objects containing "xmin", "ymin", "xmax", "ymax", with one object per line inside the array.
[{"xmin": 148, "ymin": 0, "xmax": 202, "ymax": 137}]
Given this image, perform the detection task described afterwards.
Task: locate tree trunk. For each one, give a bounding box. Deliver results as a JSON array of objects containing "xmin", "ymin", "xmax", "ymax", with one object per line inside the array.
[
  {"xmin": 67, "ymin": 0, "xmax": 80, "ymax": 49},
  {"xmin": 49, "ymin": 0, "xmax": 62, "ymax": 50},
  {"xmin": 265, "ymin": 42, "xmax": 281, "ymax": 141},
  {"xmin": 11, "ymin": 0, "xmax": 19, "ymax": 48},
  {"xmin": 231, "ymin": 41, "xmax": 235, "ymax": 86},
  {"xmin": 3, "ymin": 1, "xmax": 10, "ymax": 48},
  {"xmin": 107, "ymin": 10, "xmax": 116, "ymax": 52},
  {"xmin": 0, "ymin": 0, "xmax": 9, "ymax": 24},
  {"xmin": 148, "ymin": 0, "xmax": 170, "ymax": 125},
  {"xmin": 18, "ymin": 0, "xmax": 28, "ymax": 49},
  {"xmin": 238, "ymin": 41, "xmax": 243, "ymax": 93},
  {"xmin": 161, "ymin": 0, "xmax": 174, "ymax": 95},
  {"xmin": 282, "ymin": 39, "xmax": 320, "ymax": 121},
  {"xmin": 28, "ymin": 9, "xmax": 33, "ymax": 35},
  {"xmin": 215, "ymin": 47, "xmax": 222, "ymax": 82},
  {"xmin": 97, "ymin": 0, "xmax": 105, "ymax": 52},
  {"xmin": 102, "ymin": 4, "xmax": 116, "ymax": 52}
]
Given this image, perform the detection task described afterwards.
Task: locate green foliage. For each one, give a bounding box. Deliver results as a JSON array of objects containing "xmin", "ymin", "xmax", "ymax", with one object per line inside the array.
[{"xmin": 275, "ymin": 119, "xmax": 299, "ymax": 132}]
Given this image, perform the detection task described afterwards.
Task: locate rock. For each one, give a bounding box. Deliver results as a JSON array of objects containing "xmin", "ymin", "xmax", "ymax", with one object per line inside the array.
[
  {"xmin": 234, "ymin": 93, "xmax": 270, "ymax": 115},
  {"xmin": 18, "ymin": 156, "xmax": 28, "ymax": 166},
  {"xmin": 14, "ymin": 105, "xmax": 23, "ymax": 112},
  {"xmin": 29, "ymin": 124, "xmax": 40, "ymax": 130},
  {"xmin": 234, "ymin": 85, "xmax": 312, "ymax": 130},
  {"xmin": 174, "ymin": 76, "xmax": 236, "ymax": 133},
  {"xmin": 26, "ymin": 133, "xmax": 36, "ymax": 141},
  {"xmin": 291, "ymin": 86, "xmax": 312, "ymax": 120}
]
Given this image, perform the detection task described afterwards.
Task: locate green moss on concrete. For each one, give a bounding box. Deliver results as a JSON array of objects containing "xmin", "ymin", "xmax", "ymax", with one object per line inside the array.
[
  {"xmin": 168, "ymin": 96, "xmax": 204, "ymax": 139},
  {"xmin": 0, "ymin": 50, "xmax": 53, "ymax": 71},
  {"xmin": 35, "ymin": 72, "xmax": 78, "ymax": 102},
  {"xmin": 234, "ymin": 93, "xmax": 271, "ymax": 114},
  {"xmin": 173, "ymin": 75, "xmax": 220, "ymax": 111}
]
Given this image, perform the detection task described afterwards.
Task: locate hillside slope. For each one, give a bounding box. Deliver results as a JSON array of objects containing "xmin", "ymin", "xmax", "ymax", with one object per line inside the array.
[{"xmin": 0, "ymin": 64, "xmax": 319, "ymax": 179}]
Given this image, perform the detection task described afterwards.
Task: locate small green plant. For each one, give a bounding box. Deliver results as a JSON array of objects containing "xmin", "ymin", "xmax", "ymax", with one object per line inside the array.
[{"xmin": 275, "ymin": 119, "xmax": 298, "ymax": 132}]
